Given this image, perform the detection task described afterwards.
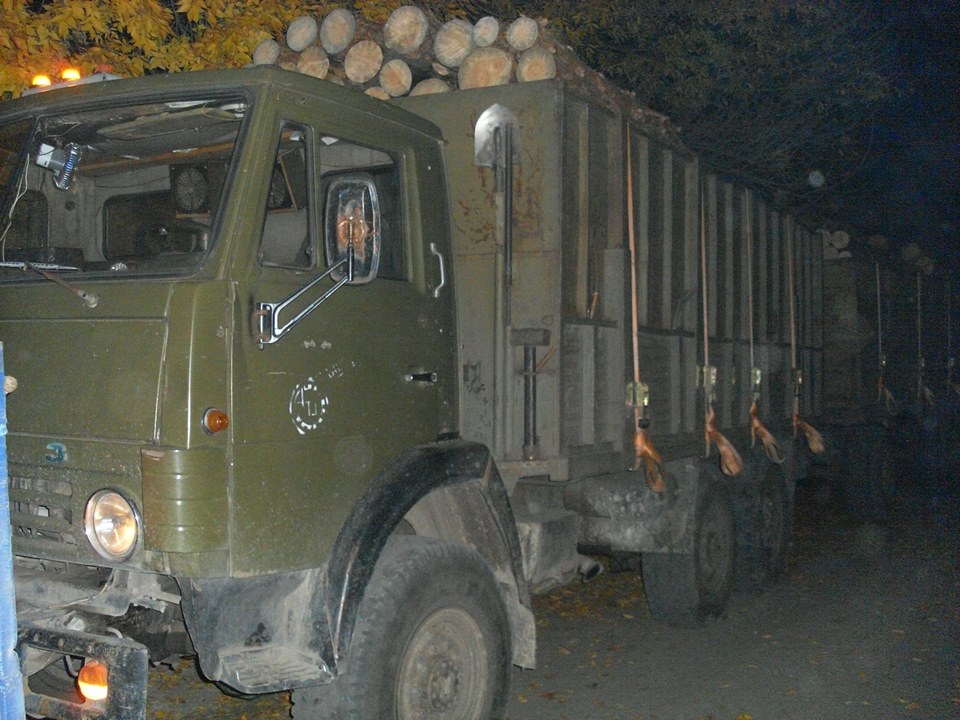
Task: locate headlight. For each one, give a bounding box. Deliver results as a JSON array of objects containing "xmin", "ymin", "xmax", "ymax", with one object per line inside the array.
[{"xmin": 84, "ymin": 490, "xmax": 139, "ymax": 560}]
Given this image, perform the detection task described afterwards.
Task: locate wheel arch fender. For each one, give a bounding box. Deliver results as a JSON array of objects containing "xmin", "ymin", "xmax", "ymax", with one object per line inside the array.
[{"xmin": 322, "ymin": 439, "xmax": 535, "ymax": 673}]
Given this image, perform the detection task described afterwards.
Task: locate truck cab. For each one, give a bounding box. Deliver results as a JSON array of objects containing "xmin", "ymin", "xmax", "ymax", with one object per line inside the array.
[{"xmin": 0, "ymin": 66, "xmax": 532, "ymax": 719}]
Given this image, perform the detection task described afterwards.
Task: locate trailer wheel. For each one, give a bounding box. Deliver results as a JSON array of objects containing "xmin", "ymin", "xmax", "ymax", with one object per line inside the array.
[
  {"xmin": 841, "ymin": 425, "xmax": 896, "ymax": 522},
  {"xmin": 735, "ymin": 457, "xmax": 788, "ymax": 588},
  {"xmin": 642, "ymin": 474, "xmax": 735, "ymax": 627},
  {"xmin": 292, "ymin": 536, "xmax": 511, "ymax": 720}
]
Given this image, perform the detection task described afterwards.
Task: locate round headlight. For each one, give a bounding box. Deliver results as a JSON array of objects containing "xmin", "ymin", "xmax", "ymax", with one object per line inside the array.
[{"xmin": 84, "ymin": 490, "xmax": 139, "ymax": 561}]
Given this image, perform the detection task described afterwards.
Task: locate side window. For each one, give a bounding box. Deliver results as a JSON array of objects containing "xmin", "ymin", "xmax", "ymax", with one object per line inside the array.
[
  {"xmin": 319, "ymin": 138, "xmax": 406, "ymax": 281},
  {"xmin": 3, "ymin": 190, "xmax": 47, "ymax": 253},
  {"xmin": 259, "ymin": 125, "xmax": 310, "ymax": 268}
]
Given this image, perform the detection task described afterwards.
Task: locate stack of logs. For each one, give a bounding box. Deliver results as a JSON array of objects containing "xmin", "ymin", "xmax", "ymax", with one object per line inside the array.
[
  {"xmin": 253, "ymin": 6, "xmax": 566, "ymax": 98},
  {"xmin": 251, "ymin": 4, "xmax": 682, "ymax": 150}
]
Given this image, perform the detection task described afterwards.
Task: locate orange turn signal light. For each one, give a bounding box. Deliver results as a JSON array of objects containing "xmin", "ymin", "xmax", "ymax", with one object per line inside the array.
[
  {"xmin": 77, "ymin": 659, "xmax": 109, "ymax": 701},
  {"xmin": 203, "ymin": 408, "xmax": 229, "ymax": 434},
  {"xmin": 31, "ymin": 74, "xmax": 52, "ymax": 88},
  {"xmin": 61, "ymin": 67, "xmax": 82, "ymax": 82}
]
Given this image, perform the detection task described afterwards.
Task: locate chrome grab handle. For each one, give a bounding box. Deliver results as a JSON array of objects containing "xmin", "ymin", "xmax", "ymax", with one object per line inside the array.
[{"xmin": 430, "ymin": 242, "xmax": 446, "ymax": 298}]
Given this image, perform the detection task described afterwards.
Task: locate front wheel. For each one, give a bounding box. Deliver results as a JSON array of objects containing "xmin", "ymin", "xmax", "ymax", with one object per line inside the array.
[
  {"xmin": 293, "ymin": 537, "xmax": 512, "ymax": 720},
  {"xmin": 642, "ymin": 473, "xmax": 736, "ymax": 627}
]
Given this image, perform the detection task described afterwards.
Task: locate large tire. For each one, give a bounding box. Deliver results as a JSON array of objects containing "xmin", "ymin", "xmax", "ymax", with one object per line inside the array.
[
  {"xmin": 734, "ymin": 454, "xmax": 788, "ymax": 588},
  {"xmin": 292, "ymin": 537, "xmax": 512, "ymax": 720},
  {"xmin": 642, "ymin": 474, "xmax": 736, "ymax": 627},
  {"xmin": 841, "ymin": 425, "xmax": 896, "ymax": 522}
]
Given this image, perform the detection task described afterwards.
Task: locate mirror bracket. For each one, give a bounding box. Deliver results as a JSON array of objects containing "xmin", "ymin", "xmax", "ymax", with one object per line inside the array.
[{"xmin": 255, "ymin": 250, "xmax": 353, "ymax": 347}]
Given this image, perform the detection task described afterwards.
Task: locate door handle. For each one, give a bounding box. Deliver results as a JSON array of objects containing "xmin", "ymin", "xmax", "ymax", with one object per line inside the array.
[
  {"xmin": 405, "ymin": 372, "xmax": 438, "ymax": 383},
  {"xmin": 429, "ymin": 242, "xmax": 445, "ymax": 298}
]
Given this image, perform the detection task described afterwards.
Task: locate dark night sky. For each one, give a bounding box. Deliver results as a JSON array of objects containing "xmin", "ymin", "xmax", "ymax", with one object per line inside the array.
[{"xmin": 848, "ymin": 0, "xmax": 960, "ymax": 272}]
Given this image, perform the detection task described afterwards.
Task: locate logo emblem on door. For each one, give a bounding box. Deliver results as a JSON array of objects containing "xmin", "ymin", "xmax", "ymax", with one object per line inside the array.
[{"xmin": 289, "ymin": 377, "xmax": 329, "ymax": 435}]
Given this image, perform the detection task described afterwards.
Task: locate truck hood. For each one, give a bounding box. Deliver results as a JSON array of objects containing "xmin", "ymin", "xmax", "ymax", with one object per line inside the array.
[{"xmin": 0, "ymin": 283, "xmax": 170, "ymax": 442}]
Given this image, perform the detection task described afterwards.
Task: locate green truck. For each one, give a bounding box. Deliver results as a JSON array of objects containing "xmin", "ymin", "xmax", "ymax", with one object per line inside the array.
[{"xmin": 0, "ymin": 66, "xmax": 824, "ymax": 719}]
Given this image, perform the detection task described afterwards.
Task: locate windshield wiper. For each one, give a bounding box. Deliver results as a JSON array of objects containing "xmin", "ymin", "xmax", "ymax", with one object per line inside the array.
[{"xmin": 25, "ymin": 262, "xmax": 99, "ymax": 308}]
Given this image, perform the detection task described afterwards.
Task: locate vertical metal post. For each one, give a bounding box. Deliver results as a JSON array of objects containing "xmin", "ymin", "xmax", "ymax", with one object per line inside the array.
[
  {"xmin": 522, "ymin": 345, "xmax": 537, "ymax": 459},
  {"xmin": 0, "ymin": 343, "xmax": 26, "ymax": 718}
]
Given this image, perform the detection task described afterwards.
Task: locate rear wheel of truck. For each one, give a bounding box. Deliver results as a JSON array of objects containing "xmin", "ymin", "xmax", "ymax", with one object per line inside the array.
[
  {"xmin": 292, "ymin": 536, "xmax": 511, "ymax": 720},
  {"xmin": 734, "ymin": 456, "xmax": 788, "ymax": 588},
  {"xmin": 641, "ymin": 474, "xmax": 735, "ymax": 627}
]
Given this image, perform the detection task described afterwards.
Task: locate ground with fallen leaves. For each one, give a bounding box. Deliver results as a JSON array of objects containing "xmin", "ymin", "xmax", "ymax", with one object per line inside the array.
[{"xmin": 147, "ymin": 483, "xmax": 959, "ymax": 720}]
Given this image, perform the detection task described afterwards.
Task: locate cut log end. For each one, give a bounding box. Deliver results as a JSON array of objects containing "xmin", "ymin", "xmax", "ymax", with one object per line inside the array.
[
  {"xmin": 434, "ymin": 19, "xmax": 474, "ymax": 68},
  {"xmin": 384, "ymin": 5, "xmax": 429, "ymax": 54},
  {"xmin": 409, "ymin": 78, "xmax": 451, "ymax": 96},
  {"xmin": 365, "ymin": 86, "xmax": 391, "ymax": 101},
  {"xmin": 506, "ymin": 16, "xmax": 539, "ymax": 52},
  {"xmin": 458, "ymin": 46, "xmax": 514, "ymax": 89},
  {"xmin": 252, "ymin": 39, "xmax": 281, "ymax": 65},
  {"xmin": 473, "ymin": 16, "xmax": 500, "ymax": 47},
  {"xmin": 344, "ymin": 40, "xmax": 384, "ymax": 84},
  {"xmin": 296, "ymin": 46, "xmax": 329, "ymax": 79},
  {"xmin": 517, "ymin": 46, "xmax": 556, "ymax": 82},
  {"xmin": 287, "ymin": 16, "xmax": 318, "ymax": 52},
  {"xmin": 379, "ymin": 59, "xmax": 413, "ymax": 97},
  {"xmin": 320, "ymin": 8, "xmax": 357, "ymax": 55}
]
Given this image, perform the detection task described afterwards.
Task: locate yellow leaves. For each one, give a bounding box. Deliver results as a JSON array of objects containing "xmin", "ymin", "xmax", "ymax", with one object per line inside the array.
[{"xmin": 176, "ymin": 0, "xmax": 205, "ymax": 25}]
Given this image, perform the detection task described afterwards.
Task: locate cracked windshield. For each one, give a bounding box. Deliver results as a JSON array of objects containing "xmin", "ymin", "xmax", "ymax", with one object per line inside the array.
[{"xmin": 0, "ymin": 96, "xmax": 246, "ymax": 281}]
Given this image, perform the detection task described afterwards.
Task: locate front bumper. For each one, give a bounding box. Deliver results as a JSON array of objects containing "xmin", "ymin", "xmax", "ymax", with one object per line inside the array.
[{"xmin": 18, "ymin": 622, "xmax": 148, "ymax": 720}]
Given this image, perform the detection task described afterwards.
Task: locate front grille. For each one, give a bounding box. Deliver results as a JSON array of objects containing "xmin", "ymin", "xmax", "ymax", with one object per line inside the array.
[{"xmin": 9, "ymin": 475, "xmax": 80, "ymax": 554}]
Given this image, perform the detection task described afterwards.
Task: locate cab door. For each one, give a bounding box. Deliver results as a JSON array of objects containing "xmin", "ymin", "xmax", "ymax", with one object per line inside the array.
[{"xmin": 229, "ymin": 112, "xmax": 453, "ymax": 574}]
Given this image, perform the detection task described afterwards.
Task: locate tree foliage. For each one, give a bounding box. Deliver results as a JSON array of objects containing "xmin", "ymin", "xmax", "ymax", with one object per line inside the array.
[{"xmin": 472, "ymin": 0, "xmax": 901, "ymax": 224}]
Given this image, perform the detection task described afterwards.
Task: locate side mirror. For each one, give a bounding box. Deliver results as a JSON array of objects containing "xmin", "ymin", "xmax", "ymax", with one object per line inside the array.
[{"xmin": 324, "ymin": 175, "xmax": 380, "ymax": 284}]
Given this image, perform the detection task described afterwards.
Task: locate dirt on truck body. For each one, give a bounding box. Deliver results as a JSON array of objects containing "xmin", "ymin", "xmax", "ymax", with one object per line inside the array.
[{"xmin": 0, "ymin": 65, "xmax": 837, "ymax": 719}]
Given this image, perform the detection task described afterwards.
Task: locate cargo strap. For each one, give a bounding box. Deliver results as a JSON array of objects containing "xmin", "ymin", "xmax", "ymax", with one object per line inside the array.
[
  {"xmin": 750, "ymin": 398, "xmax": 784, "ymax": 464},
  {"xmin": 744, "ymin": 192, "xmax": 783, "ymax": 465},
  {"xmin": 699, "ymin": 185, "xmax": 741, "ymax": 476},
  {"xmin": 626, "ymin": 130, "xmax": 665, "ymax": 492},
  {"xmin": 786, "ymin": 218, "xmax": 824, "ymax": 455},
  {"xmin": 706, "ymin": 406, "xmax": 743, "ymax": 477},
  {"xmin": 874, "ymin": 262, "xmax": 899, "ymax": 415},
  {"xmin": 916, "ymin": 271, "xmax": 934, "ymax": 409}
]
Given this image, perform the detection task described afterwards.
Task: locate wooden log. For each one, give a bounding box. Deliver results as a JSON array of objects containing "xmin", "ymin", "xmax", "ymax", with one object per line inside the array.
[
  {"xmin": 458, "ymin": 46, "xmax": 513, "ymax": 89},
  {"xmin": 473, "ymin": 16, "xmax": 500, "ymax": 48},
  {"xmin": 516, "ymin": 46, "xmax": 556, "ymax": 82},
  {"xmin": 383, "ymin": 5, "xmax": 430, "ymax": 55},
  {"xmin": 409, "ymin": 78, "xmax": 451, "ymax": 96},
  {"xmin": 379, "ymin": 58, "xmax": 413, "ymax": 97},
  {"xmin": 286, "ymin": 15, "xmax": 318, "ymax": 52},
  {"xmin": 901, "ymin": 242, "xmax": 921, "ymax": 262},
  {"xmin": 344, "ymin": 40, "xmax": 384, "ymax": 84},
  {"xmin": 434, "ymin": 19, "xmax": 474, "ymax": 68},
  {"xmin": 320, "ymin": 8, "xmax": 356, "ymax": 55},
  {"xmin": 252, "ymin": 38, "xmax": 281, "ymax": 65},
  {"xmin": 365, "ymin": 86, "xmax": 391, "ymax": 101},
  {"xmin": 296, "ymin": 45, "xmax": 329, "ymax": 79},
  {"xmin": 831, "ymin": 230, "xmax": 850, "ymax": 250},
  {"xmin": 506, "ymin": 16, "xmax": 538, "ymax": 52}
]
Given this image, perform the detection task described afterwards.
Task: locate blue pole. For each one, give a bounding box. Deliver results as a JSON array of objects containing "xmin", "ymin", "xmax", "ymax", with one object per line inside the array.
[{"xmin": 0, "ymin": 343, "xmax": 25, "ymax": 717}]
